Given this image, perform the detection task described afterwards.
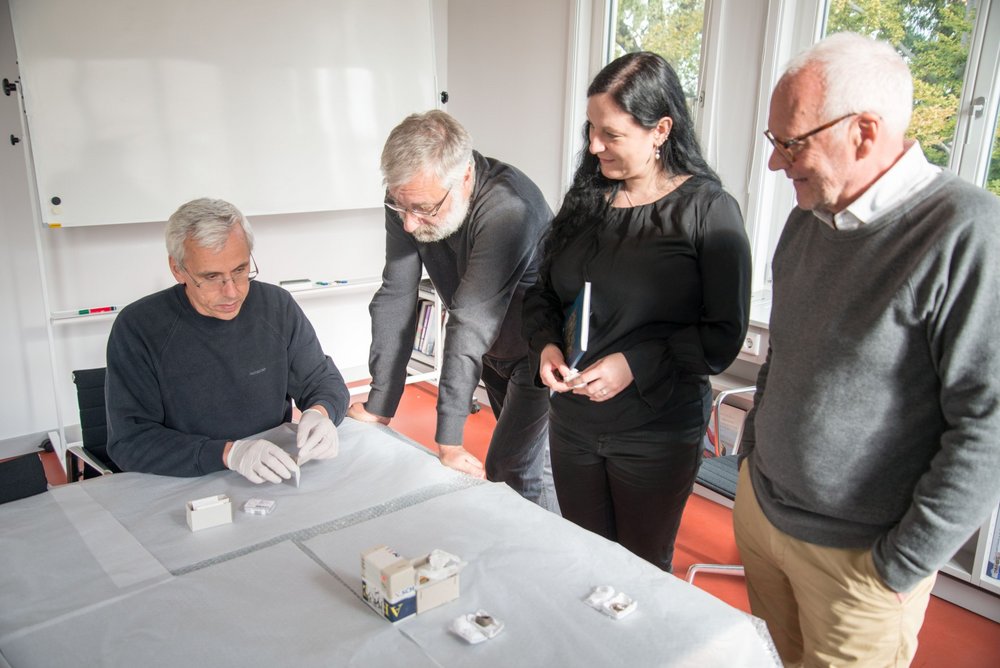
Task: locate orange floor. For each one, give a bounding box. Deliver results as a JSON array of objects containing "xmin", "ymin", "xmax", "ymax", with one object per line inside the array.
[{"xmin": 385, "ymin": 383, "xmax": 1000, "ymax": 668}]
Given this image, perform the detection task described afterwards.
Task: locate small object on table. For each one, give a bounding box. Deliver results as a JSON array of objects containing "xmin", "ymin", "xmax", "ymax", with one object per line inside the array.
[
  {"xmin": 242, "ymin": 498, "xmax": 277, "ymax": 515},
  {"xmin": 584, "ymin": 585, "xmax": 638, "ymax": 620},
  {"xmin": 450, "ymin": 609, "xmax": 504, "ymax": 644},
  {"xmin": 185, "ymin": 494, "xmax": 233, "ymax": 531}
]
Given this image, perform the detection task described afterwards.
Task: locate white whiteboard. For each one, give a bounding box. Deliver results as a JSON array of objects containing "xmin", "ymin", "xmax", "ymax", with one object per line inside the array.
[{"xmin": 9, "ymin": 0, "xmax": 437, "ymax": 227}]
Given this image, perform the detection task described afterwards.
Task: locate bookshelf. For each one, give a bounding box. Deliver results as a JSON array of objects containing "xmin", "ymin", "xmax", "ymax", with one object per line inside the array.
[
  {"xmin": 344, "ymin": 277, "xmax": 444, "ymax": 399},
  {"xmin": 979, "ymin": 503, "xmax": 1000, "ymax": 597}
]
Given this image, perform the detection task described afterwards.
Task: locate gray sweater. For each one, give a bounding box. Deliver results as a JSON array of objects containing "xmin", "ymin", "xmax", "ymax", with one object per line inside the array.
[
  {"xmin": 365, "ymin": 152, "xmax": 552, "ymax": 444},
  {"xmin": 742, "ymin": 171, "xmax": 1000, "ymax": 593}
]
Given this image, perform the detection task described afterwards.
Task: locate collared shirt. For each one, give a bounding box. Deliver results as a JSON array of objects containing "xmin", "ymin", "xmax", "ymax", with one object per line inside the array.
[{"xmin": 814, "ymin": 141, "xmax": 941, "ymax": 230}]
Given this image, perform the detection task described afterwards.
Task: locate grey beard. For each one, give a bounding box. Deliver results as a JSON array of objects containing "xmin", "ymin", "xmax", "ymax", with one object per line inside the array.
[{"xmin": 411, "ymin": 195, "xmax": 470, "ymax": 243}]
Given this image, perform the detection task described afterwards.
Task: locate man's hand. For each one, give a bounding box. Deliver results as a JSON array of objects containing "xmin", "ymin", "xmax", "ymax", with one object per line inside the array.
[
  {"xmin": 226, "ymin": 438, "xmax": 299, "ymax": 484},
  {"xmin": 347, "ymin": 402, "xmax": 391, "ymax": 425},
  {"xmin": 437, "ymin": 444, "xmax": 486, "ymax": 479},
  {"xmin": 297, "ymin": 407, "xmax": 339, "ymax": 464}
]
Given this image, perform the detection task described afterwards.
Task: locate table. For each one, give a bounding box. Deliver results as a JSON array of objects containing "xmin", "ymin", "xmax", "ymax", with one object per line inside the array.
[{"xmin": 0, "ymin": 420, "xmax": 778, "ymax": 667}]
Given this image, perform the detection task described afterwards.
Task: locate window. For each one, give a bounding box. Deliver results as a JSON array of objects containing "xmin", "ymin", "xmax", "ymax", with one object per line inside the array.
[
  {"xmin": 824, "ymin": 0, "xmax": 1000, "ymax": 195},
  {"xmin": 610, "ymin": 0, "xmax": 708, "ymax": 121},
  {"xmin": 748, "ymin": 0, "xmax": 1000, "ymax": 297},
  {"xmin": 988, "ymin": 113, "xmax": 1000, "ymax": 193}
]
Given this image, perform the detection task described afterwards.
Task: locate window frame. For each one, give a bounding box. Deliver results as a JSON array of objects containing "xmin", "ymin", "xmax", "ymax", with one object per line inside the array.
[
  {"xmin": 950, "ymin": 0, "xmax": 1000, "ymax": 187},
  {"xmin": 578, "ymin": 0, "xmax": 1000, "ymax": 303}
]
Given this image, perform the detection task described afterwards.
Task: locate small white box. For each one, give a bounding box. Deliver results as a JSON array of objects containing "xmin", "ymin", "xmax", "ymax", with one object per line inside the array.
[
  {"xmin": 413, "ymin": 554, "xmax": 461, "ymax": 613},
  {"xmin": 186, "ymin": 494, "xmax": 233, "ymax": 531}
]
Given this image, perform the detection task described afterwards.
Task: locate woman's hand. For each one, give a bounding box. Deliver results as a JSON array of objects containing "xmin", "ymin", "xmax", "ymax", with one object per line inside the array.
[
  {"xmin": 539, "ymin": 343, "xmax": 581, "ymax": 393},
  {"xmin": 571, "ymin": 353, "xmax": 633, "ymax": 402}
]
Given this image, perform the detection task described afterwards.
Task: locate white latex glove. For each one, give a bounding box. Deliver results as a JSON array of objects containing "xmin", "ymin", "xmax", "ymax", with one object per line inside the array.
[
  {"xmin": 297, "ymin": 408, "xmax": 339, "ymax": 464},
  {"xmin": 226, "ymin": 438, "xmax": 299, "ymax": 484}
]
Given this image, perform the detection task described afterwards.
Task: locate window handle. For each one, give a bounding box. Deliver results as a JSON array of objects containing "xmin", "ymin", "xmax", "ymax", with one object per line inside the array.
[{"xmin": 970, "ymin": 96, "xmax": 985, "ymax": 119}]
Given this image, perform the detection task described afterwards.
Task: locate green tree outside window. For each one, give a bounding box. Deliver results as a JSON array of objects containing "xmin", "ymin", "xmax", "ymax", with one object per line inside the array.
[
  {"xmin": 614, "ymin": 0, "xmax": 706, "ymax": 118},
  {"xmin": 826, "ymin": 0, "xmax": 1000, "ymax": 195}
]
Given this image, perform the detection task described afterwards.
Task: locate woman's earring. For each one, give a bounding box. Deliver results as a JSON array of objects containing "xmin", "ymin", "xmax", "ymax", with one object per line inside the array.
[{"xmin": 655, "ymin": 144, "xmax": 662, "ymax": 161}]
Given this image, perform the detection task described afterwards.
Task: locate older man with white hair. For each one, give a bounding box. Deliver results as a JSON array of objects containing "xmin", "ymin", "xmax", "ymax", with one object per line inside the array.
[{"xmin": 736, "ymin": 32, "xmax": 1000, "ymax": 666}]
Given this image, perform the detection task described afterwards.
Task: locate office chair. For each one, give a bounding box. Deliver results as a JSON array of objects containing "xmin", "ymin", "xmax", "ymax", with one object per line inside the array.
[
  {"xmin": 685, "ymin": 385, "xmax": 756, "ymax": 584},
  {"xmin": 68, "ymin": 367, "xmax": 119, "ymax": 481},
  {"xmin": 0, "ymin": 451, "xmax": 49, "ymax": 504}
]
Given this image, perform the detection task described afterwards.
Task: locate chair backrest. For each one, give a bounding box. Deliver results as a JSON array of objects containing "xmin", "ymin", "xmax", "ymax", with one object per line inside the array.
[
  {"xmin": 709, "ymin": 386, "xmax": 756, "ymax": 457},
  {"xmin": 695, "ymin": 455, "xmax": 739, "ymax": 502},
  {"xmin": 71, "ymin": 367, "xmax": 117, "ymax": 476},
  {"xmin": 695, "ymin": 385, "xmax": 757, "ymax": 504},
  {"xmin": 0, "ymin": 452, "xmax": 48, "ymax": 504}
]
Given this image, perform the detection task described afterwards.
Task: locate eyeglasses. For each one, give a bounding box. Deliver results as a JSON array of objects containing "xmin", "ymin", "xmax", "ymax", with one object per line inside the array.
[
  {"xmin": 384, "ymin": 188, "xmax": 451, "ymax": 221},
  {"xmin": 764, "ymin": 113, "xmax": 856, "ymax": 164},
  {"xmin": 181, "ymin": 254, "xmax": 259, "ymax": 291}
]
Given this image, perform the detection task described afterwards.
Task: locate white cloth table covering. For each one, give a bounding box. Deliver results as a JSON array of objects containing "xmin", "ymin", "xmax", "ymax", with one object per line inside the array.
[{"xmin": 0, "ymin": 420, "xmax": 778, "ymax": 667}]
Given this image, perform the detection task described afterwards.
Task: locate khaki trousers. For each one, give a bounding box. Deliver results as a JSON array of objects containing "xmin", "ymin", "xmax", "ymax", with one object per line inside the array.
[{"xmin": 733, "ymin": 465, "xmax": 935, "ymax": 667}]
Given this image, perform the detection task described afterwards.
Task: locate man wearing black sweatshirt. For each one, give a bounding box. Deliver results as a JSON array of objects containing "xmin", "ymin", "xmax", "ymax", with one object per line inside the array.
[{"xmin": 106, "ymin": 198, "xmax": 349, "ymax": 482}]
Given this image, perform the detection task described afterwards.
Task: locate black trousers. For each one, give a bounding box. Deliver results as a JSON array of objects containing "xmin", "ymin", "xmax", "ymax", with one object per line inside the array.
[
  {"xmin": 548, "ymin": 412, "xmax": 705, "ymax": 572},
  {"xmin": 480, "ymin": 355, "xmax": 558, "ymax": 513}
]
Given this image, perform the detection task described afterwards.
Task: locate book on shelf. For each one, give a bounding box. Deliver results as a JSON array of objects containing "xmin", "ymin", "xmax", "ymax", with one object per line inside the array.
[
  {"xmin": 415, "ymin": 301, "xmax": 432, "ymax": 353},
  {"xmin": 986, "ymin": 500, "xmax": 1000, "ymax": 581},
  {"xmin": 562, "ymin": 281, "xmax": 592, "ymax": 374},
  {"xmin": 413, "ymin": 301, "xmax": 429, "ymax": 350},
  {"xmin": 413, "ymin": 299, "xmax": 442, "ymax": 356},
  {"xmin": 422, "ymin": 313, "xmax": 438, "ymax": 355}
]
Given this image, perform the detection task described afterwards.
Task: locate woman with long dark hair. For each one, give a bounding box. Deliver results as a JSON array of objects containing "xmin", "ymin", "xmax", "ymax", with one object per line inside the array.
[{"xmin": 522, "ymin": 52, "xmax": 751, "ymax": 571}]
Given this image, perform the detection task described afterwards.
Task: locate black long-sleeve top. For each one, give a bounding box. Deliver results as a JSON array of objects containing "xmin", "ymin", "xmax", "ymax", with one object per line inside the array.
[
  {"xmin": 522, "ymin": 176, "xmax": 751, "ymax": 431},
  {"xmin": 365, "ymin": 152, "xmax": 552, "ymax": 444}
]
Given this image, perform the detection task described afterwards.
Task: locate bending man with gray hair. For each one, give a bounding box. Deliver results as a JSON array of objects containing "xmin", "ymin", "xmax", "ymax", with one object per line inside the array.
[
  {"xmin": 349, "ymin": 110, "xmax": 557, "ymax": 511},
  {"xmin": 737, "ymin": 32, "xmax": 1000, "ymax": 665},
  {"xmin": 106, "ymin": 198, "xmax": 349, "ymax": 481}
]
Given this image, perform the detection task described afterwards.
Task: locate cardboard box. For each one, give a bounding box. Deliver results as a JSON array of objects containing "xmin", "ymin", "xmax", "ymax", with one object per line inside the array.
[
  {"xmin": 186, "ymin": 494, "xmax": 232, "ymax": 531},
  {"xmin": 413, "ymin": 554, "xmax": 461, "ymax": 613},
  {"xmin": 361, "ymin": 546, "xmax": 417, "ymax": 623},
  {"xmin": 361, "ymin": 546, "xmax": 462, "ymax": 622}
]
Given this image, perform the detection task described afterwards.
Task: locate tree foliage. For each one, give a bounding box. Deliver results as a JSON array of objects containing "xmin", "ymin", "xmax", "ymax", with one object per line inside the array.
[
  {"xmin": 614, "ymin": 0, "xmax": 999, "ymax": 195},
  {"xmin": 826, "ymin": 0, "xmax": 999, "ymax": 194},
  {"xmin": 614, "ymin": 0, "xmax": 706, "ymax": 111}
]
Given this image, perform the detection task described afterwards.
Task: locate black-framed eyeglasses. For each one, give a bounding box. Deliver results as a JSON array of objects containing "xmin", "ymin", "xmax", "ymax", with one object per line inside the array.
[
  {"xmin": 764, "ymin": 113, "xmax": 857, "ymax": 164},
  {"xmin": 181, "ymin": 254, "xmax": 259, "ymax": 291},
  {"xmin": 384, "ymin": 188, "xmax": 451, "ymax": 221}
]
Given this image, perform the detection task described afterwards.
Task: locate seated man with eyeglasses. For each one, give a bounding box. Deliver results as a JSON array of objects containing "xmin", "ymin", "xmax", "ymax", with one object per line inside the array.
[
  {"xmin": 106, "ymin": 198, "xmax": 349, "ymax": 482},
  {"xmin": 347, "ymin": 110, "xmax": 558, "ymax": 512}
]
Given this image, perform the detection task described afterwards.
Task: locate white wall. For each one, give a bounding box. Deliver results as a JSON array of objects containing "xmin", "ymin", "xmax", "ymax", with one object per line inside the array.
[
  {"xmin": 0, "ymin": 0, "xmax": 58, "ymax": 449},
  {"xmin": 699, "ymin": 0, "xmax": 768, "ymax": 220},
  {"xmin": 447, "ymin": 0, "xmax": 574, "ymax": 210}
]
